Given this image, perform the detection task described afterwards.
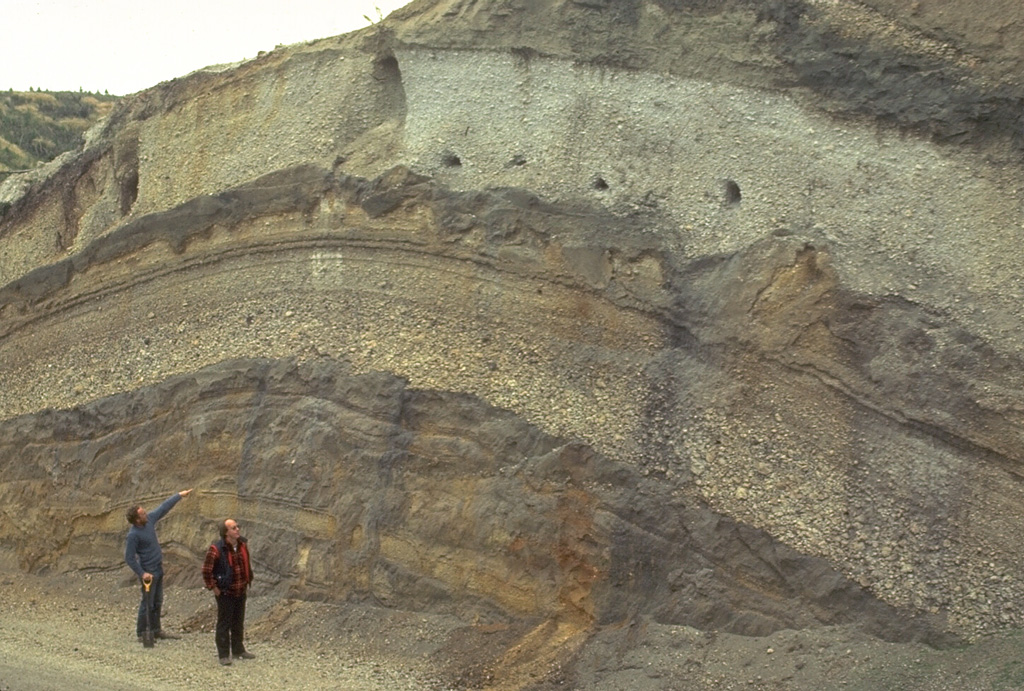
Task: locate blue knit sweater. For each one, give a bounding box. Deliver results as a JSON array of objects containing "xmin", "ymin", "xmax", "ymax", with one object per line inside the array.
[{"xmin": 124, "ymin": 493, "xmax": 182, "ymax": 578}]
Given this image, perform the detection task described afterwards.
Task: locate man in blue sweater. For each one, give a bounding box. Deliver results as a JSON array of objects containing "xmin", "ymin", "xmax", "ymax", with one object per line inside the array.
[{"xmin": 124, "ymin": 488, "xmax": 193, "ymax": 642}]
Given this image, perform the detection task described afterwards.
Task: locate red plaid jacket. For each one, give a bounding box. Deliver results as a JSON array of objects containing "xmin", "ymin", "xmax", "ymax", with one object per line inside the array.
[{"xmin": 202, "ymin": 537, "xmax": 252, "ymax": 597}]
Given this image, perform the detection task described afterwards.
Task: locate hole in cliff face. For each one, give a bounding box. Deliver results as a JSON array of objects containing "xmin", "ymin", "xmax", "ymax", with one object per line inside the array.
[
  {"xmin": 592, "ymin": 176, "xmax": 609, "ymax": 191},
  {"xmin": 359, "ymin": 52, "xmax": 406, "ymax": 136},
  {"xmin": 722, "ymin": 179, "xmax": 741, "ymax": 206},
  {"xmin": 119, "ymin": 169, "xmax": 139, "ymax": 215},
  {"xmin": 442, "ymin": 152, "xmax": 462, "ymax": 168},
  {"xmin": 373, "ymin": 55, "xmax": 400, "ymax": 81},
  {"xmin": 113, "ymin": 132, "xmax": 141, "ymax": 216}
]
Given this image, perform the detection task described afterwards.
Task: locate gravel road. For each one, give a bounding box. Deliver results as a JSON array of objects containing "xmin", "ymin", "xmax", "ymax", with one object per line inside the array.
[{"xmin": 0, "ymin": 569, "xmax": 449, "ymax": 691}]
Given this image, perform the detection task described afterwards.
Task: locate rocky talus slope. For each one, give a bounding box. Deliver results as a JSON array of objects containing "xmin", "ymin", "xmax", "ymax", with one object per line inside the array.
[{"xmin": 1, "ymin": 0, "xmax": 1023, "ymax": 688}]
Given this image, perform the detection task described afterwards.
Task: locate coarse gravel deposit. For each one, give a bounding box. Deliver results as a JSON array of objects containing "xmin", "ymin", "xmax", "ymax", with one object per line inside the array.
[
  {"xmin": 6, "ymin": 565, "xmax": 1024, "ymax": 691},
  {"xmin": 0, "ymin": 569, "xmax": 452, "ymax": 691}
]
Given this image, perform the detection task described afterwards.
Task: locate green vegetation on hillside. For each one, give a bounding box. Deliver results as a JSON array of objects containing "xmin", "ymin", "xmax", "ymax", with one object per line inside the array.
[{"xmin": 0, "ymin": 89, "xmax": 119, "ymax": 172}]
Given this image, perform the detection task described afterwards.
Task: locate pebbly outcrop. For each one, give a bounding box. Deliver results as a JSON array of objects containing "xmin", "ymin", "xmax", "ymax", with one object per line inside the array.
[{"xmin": 1, "ymin": 0, "xmax": 1023, "ymax": 686}]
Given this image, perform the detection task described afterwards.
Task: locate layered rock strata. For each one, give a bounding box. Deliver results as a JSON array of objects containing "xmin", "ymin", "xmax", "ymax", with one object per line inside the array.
[
  {"xmin": 0, "ymin": 358, "xmax": 950, "ymax": 644},
  {"xmin": 2, "ymin": 0, "xmax": 1024, "ymax": 676}
]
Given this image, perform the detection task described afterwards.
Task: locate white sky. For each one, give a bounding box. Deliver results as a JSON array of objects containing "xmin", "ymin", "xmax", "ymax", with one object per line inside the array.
[{"xmin": 1, "ymin": 0, "xmax": 415, "ymax": 96}]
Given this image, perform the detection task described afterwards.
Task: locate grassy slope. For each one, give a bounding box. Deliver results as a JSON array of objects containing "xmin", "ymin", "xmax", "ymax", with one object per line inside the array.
[{"xmin": 0, "ymin": 90, "xmax": 119, "ymax": 171}]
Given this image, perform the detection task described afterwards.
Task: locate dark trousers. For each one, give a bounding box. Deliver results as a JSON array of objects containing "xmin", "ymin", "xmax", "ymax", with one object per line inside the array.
[
  {"xmin": 215, "ymin": 592, "xmax": 247, "ymax": 657},
  {"xmin": 136, "ymin": 572, "xmax": 163, "ymax": 636}
]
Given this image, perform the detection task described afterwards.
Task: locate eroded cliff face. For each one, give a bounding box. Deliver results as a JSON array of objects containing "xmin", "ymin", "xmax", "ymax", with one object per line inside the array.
[
  {"xmin": 0, "ymin": 358, "xmax": 949, "ymax": 645},
  {"xmin": 1, "ymin": 0, "xmax": 1023, "ymax": 681}
]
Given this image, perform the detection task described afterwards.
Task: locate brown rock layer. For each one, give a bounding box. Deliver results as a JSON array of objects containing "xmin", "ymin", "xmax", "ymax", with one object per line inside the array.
[
  {"xmin": 0, "ymin": 358, "xmax": 950, "ymax": 647},
  {"xmin": 1, "ymin": 2, "xmax": 1024, "ymax": 685}
]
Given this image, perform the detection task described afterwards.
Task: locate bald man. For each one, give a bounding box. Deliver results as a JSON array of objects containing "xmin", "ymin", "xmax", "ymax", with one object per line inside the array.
[{"xmin": 202, "ymin": 518, "xmax": 254, "ymax": 665}]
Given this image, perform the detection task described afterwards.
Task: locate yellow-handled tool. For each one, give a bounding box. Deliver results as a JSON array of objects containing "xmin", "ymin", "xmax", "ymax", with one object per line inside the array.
[{"xmin": 141, "ymin": 575, "xmax": 155, "ymax": 648}]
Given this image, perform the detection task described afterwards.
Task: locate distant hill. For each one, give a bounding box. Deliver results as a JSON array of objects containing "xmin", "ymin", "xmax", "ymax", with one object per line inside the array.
[{"xmin": 0, "ymin": 89, "xmax": 119, "ymax": 171}]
